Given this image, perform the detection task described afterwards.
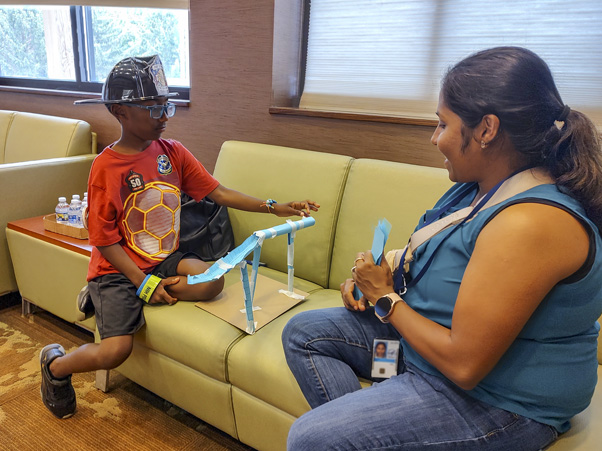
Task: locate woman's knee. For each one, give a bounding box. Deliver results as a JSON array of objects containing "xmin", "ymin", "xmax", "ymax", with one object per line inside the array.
[
  {"xmin": 288, "ymin": 411, "xmax": 336, "ymax": 451},
  {"xmin": 282, "ymin": 310, "xmax": 316, "ymax": 349},
  {"xmin": 283, "ymin": 308, "xmax": 345, "ymax": 345}
]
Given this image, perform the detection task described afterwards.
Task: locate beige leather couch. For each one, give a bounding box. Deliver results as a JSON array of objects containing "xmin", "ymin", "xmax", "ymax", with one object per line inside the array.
[
  {"xmin": 0, "ymin": 110, "xmax": 97, "ymax": 295},
  {"xmin": 7, "ymin": 141, "xmax": 600, "ymax": 450}
]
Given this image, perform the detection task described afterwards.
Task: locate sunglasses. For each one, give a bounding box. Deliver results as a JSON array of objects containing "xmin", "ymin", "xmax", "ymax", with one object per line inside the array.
[{"xmin": 121, "ymin": 102, "xmax": 177, "ymax": 119}]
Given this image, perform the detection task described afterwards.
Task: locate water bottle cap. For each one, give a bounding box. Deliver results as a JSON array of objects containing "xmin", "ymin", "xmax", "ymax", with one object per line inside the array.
[
  {"xmin": 58, "ymin": 197, "xmax": 66, "ymax": 202},
  {"xmin": 72, "ymin": 194, "xmax": 81, "ymax": 200}
]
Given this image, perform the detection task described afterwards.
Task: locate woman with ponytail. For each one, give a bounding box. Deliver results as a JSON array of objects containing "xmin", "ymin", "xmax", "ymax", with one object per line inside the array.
[{"xmin": 283, "ymin": 47, "xmax": 602, "ymax": 450}]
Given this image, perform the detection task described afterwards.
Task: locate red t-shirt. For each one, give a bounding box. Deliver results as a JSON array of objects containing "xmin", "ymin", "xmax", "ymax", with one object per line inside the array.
[{"xmin": 86, "ymin": 139, "xmax": 220, "ymax": 281}]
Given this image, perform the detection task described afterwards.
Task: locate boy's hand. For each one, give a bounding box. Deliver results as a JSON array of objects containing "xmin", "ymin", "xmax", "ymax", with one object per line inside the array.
[
  {"xmin": 274, "ymin": 200, "xmax": 320, "ymax": 217},
  {"xmin": 148, "ymin": 276, "xmax": 180, "ymax": 305}
]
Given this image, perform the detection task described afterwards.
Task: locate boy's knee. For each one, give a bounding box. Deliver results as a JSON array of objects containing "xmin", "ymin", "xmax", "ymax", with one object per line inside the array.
[
  {"xmin": 98, "ymin": 337, "xmax": 133, "ymax": 369},
  {"xmin": 203, "ymin": 276, "xmax": 224, "ymax": 300}
]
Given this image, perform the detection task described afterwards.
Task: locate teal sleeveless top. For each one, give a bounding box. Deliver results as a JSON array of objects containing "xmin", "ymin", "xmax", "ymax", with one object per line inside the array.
[{"xmin": 402, "ymin": 182, "xmax": 602, "ymax": 432}]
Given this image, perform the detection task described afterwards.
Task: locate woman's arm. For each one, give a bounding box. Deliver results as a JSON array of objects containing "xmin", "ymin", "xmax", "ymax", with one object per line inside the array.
[
  {"xmin": 207, "ymin": 184, "xmax": 319, "ymax": 217},
  {"xmin": 351, "ymin": 202, "xmax": 590, "ymax": 390}
]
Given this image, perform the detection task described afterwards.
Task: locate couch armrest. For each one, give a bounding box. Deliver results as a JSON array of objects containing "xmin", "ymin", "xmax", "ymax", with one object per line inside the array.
[{"xmin": 0, "ymin": 154, "xmax": 95, "ymax": 295}]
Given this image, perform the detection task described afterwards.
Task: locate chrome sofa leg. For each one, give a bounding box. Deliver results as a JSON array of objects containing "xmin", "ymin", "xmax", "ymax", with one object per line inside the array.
[
  {"xmin": 21, "ymin": 296, "xmax": 32, "ymax": 316},
  {"xmin": 95, "ymin": 369, "xmax": 110, "ymax": 392}
]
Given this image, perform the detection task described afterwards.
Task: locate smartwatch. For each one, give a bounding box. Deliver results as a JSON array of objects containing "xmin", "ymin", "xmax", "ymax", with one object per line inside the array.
[{"xmin": 374, "ymin": 292, "xmax": 404, "ymax": 323}]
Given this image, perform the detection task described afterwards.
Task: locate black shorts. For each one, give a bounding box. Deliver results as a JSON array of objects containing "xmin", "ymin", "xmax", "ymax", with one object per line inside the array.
[{"xmin": 88, "ymin": 251, "xmax": 200, "ymax": 340}]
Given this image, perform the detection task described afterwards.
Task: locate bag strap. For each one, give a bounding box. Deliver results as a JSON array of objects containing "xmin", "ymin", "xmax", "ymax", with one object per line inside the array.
[
  {"xmin": 394, "ymin": 168, "xmax": 554, "ymax": 293},
  {"xmin": 409, "ymin": 168, "xmax": 554, "ymax": 254}
]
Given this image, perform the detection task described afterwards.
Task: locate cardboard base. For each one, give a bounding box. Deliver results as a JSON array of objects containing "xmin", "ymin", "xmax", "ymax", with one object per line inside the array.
[
  {"xmin": 43, "ymin": 214, "xmax": 88, "ymax": 239},
  {"xmin": 195, "ymin": 274, "xmax": 308, "ymax": 333}
]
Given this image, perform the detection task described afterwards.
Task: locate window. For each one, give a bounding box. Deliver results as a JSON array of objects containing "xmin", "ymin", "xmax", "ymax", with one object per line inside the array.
[
  {"xmin": 0, "ymin": 3, "xmax": 189, "ymax": 98},
  {"xmin": 294, "ymin": 0, "xmax": 602, "ymax": 124}
]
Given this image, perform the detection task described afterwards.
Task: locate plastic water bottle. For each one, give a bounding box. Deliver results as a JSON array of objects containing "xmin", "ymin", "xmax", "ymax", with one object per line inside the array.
[
  {"xmin": 75, "ymin": 200, "xmax": 83, "ymax": 227},
  {"xmin": 80, "ymin": 195, "xmax": 88, "ymax": 227},
  {"xmin": 68, "ymin": 196, "xmax": 82, "ymax": 227},
  {"xmin": 55, "ymin": 197, "xmax": 69, "ymax": 224}
]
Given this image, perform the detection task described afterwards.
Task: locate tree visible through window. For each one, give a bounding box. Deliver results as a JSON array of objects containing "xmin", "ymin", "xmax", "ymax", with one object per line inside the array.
[
  {"xmin": 0, "ymin": 7, "xmax": 49, "ymax": 79},
  {"xmin": 0, "ymin": 5, "xmax": 189, "ymax": 96}
]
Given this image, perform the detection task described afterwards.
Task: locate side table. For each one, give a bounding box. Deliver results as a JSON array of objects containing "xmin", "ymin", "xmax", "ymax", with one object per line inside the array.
[{"xmin": 6, "ymin": 215, "xmax": 95, "ymax": 331}]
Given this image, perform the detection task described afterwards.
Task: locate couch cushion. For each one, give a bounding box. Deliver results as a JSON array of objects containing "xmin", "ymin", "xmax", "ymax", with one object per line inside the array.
[
  {"xmin": 0, "ymin": 110, "xmax": 16, "ymax": 164},
  {"xmin": 213, "ymin": 141, "xmax": 353, "ymax": 288},
  {"xmin": 329, "ymin": 158, "xmax": 452, "ymax": 289},
  {"xmin": 131, "ymin": 267, "xmax": 323, "ymax": 383},
  {"xmin": 227, "ymin": 287, "xmax": 343, "ymax": 418},
  {"xmin": 3, "ymin": 112, "xmax": 93, "ymax": 163}
]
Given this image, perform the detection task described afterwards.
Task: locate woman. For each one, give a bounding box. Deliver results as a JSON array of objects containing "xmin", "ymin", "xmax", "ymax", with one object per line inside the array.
[{"xmin": 282, "ymin": 47, "xmax": 602, "ymax": 450}]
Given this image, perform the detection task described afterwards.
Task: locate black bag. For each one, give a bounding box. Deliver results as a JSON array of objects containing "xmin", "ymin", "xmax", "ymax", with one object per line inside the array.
[{"xmin": 178, "ymin": 193, "xmax": 235, "ymax": 261}]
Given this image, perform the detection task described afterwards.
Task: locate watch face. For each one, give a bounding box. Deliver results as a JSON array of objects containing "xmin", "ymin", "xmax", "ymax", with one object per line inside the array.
[{"xmin": 375, "ymin": 296, "xmax": 391, "ymax": 318}]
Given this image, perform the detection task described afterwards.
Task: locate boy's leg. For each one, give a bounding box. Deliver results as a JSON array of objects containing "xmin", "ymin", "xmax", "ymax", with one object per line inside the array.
[
  {"xmin": 40, "ymin": 335, "xmax": 133, "ymax": 419},
  {"xmin": 156, "ymin": 253, "xmax": 224, "ymax": 301},
  {"xmin": 48, "ymin": 335, "xmax": 134, "ymax": 378},
  {"xmin": 282, "ymin": 307, "xmax": 401, "ymax": 408},
  {"xmin": 40, "ymin": 273, "xmax": 143, "ymax": 418}
]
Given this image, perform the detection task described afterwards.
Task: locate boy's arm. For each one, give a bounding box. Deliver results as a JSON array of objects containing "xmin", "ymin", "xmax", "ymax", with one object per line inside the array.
[
  {"xmin": 207, "ymin": 184, "xmax": 319, "ymax": 217},
  {"xmin": 97, "ymin": 243, "xmax": 178, "ymax": 304}
]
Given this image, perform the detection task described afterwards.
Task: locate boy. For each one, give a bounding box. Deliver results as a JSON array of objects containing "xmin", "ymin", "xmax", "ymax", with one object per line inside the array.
[{"xmin": 39, "ymin": 55, "xmax": 319, "ymax": 419}]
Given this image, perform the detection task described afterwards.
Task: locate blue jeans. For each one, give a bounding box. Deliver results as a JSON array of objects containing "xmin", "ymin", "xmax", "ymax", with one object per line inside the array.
[{"xmin": 282, "ymin": 307, "xmax": 558, "ymax": 451}]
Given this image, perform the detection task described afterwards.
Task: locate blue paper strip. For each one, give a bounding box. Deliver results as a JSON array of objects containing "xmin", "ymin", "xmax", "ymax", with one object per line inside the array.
[{"xmin": 354, "ymin": 218, "xmax": 392, "ymax": 300}]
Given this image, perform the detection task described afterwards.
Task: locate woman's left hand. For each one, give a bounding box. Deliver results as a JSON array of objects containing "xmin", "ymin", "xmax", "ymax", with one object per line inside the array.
[{"xmin": 352, "ymin": 250, "xmax": 395, "ymax": 304}]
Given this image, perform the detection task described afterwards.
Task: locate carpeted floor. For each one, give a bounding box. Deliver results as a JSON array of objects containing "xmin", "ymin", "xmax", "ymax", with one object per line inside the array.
[{"xmin": 0, "ymin": 295, "xmax": 255, "ymax": 451}]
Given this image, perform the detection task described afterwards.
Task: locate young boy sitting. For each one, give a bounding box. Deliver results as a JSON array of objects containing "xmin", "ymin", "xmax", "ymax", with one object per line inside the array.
[{"xmin": 39, "ymin": 55, "xmax": 319, "ymax": 419}]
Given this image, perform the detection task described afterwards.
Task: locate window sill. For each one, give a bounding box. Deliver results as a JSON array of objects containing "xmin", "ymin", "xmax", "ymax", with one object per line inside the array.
[
  {"xmin": 0, "ymin": 85, "xmax": 190, "ymax": 106},
  {"xmin": 269, "ymin": 107, "xmax": 437, "ymax": 127}
]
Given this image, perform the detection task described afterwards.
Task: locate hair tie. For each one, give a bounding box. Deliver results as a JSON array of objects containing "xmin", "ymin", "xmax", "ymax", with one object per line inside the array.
[{"xmin": 557, "ymin": 105, "xmax": 570, "ymax": 122}]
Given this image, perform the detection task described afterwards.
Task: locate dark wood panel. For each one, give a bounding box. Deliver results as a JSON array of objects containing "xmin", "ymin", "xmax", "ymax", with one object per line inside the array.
[{"xmin": 0, "ymin": 0, "xmax": 443, "ymax": 173}]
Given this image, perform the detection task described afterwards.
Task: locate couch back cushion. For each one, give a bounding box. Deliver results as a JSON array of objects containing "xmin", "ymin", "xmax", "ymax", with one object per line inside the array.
[
  {"xmin": 329, "ymin": 158, "xmax": 453, "ymax": 289},
  {"xmin": 0, "ymin": 110, "xmax": 16, "ymax": 164},
  {"xmin": 213, "ymin": 141, "xmax": 353, "ymax": 287},
  {"xmin": 2, "ymin": 111, "xmax": 94, "ymax": 164}
]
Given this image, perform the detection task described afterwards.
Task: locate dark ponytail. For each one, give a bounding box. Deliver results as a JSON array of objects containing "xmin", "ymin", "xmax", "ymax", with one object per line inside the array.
[
  {"xmin": 545, "ymin": 109, "xmax": 602, "ymax": 231},
  {"xmin": 442, "ymin": 47, "xmax": 602, "ymax": 232}
]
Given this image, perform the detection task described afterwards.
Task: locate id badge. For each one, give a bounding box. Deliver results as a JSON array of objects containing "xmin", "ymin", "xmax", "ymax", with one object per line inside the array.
[{"xmin": 371, "ymin": 338, "xmax": 400, "ymax": 379}]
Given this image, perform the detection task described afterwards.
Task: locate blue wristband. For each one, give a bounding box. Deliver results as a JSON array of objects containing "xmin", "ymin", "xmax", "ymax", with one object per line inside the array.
[
  {"xmin": 136, "ymin": 274, "xmax": 152, "ymax": 297},
  {"xmin": 136, "ymin": 274, "xmax": 161, "ymax": 303}
]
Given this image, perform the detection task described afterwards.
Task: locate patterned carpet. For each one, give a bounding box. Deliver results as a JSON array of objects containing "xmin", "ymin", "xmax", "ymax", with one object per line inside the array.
[{"xmin": 0, "ymin": 299, "xmax": 254, "ymax": 451}]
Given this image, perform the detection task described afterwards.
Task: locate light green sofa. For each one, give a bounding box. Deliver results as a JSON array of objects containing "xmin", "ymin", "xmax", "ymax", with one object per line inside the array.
[
  {"xmin": 6, "ymin": 140, "xmax": 600, "ymax": 450},
  {"xmin": 0, "ymin": 110, "xmax": 97, "ymax": 296}
]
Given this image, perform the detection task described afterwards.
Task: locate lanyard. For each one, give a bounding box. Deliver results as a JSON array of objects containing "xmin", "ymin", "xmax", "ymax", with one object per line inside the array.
[{"xmin": 393, "ymin": 167, "xmax": 533, "ymax": 295}]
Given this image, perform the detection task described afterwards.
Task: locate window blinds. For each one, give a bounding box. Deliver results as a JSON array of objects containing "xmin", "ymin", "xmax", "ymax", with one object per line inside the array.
[{"xmin": 300, "ymin": 0, "xmax": 602, "ymax": 124}]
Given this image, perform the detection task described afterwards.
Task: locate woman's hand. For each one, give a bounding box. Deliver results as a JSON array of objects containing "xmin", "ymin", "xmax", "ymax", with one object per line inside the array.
[
  {"xmin": 148, "ymin": 276, "xmax": 180, "ymax": 305},
  {"xmin": 273, "ymin": 200, "xmax": 320, "ymax": 217},
  {"xmin": 352, "ymin": 251, "xmax": 394, "ymax": 304},
  {"xmin": 340, "ymin": 277, "xmax": 369, "ymax": 312}
]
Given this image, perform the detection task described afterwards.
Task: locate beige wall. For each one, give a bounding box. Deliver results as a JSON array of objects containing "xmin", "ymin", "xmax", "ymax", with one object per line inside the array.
[{"xmin": 0, "ymin": 0, "xmax": 442, "ymax": 173}]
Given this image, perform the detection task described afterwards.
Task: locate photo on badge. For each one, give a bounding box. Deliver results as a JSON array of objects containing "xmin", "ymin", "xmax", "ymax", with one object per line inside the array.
[{"xmin": 371, "ymin": 338, "xmax": 400, "ymax": 379}]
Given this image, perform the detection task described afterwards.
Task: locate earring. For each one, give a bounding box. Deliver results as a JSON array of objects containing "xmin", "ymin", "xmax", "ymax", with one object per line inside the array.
[{"xmin": 480, "ymin": 140, "xmax": 487, "ymax": 149}]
